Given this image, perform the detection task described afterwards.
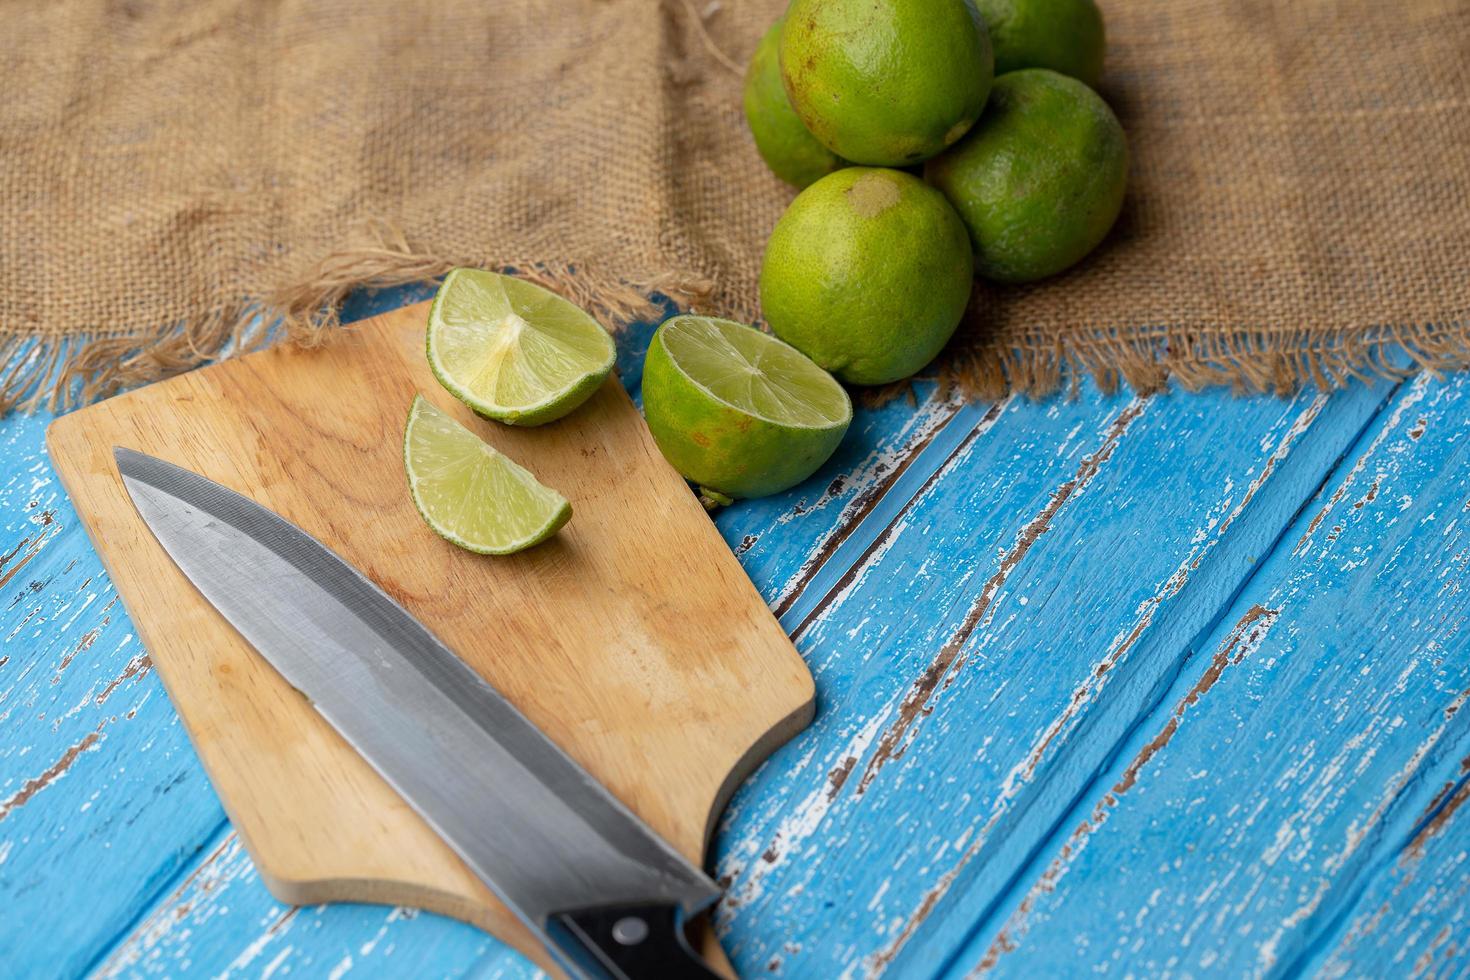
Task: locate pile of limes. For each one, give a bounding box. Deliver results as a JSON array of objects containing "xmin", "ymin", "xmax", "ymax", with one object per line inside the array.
[
  {"xmin": 748, "ymin": 0, "xmax": 1128, "ymax": 379},
  {"xmin": 646, "ymin": 0, "xmax": 1128, "ymax": 504}
]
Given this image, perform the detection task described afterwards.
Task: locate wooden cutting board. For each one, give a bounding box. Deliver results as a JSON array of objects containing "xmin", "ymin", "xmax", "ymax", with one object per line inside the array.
[{"xmin": 45, "ymin": 300, "xmax": 815, "ymax": 976}]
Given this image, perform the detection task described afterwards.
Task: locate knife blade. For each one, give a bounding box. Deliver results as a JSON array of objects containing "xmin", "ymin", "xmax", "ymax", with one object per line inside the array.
[{"xmin": 113, "ymin": 447, "xmax": 723, "ymax": 980}]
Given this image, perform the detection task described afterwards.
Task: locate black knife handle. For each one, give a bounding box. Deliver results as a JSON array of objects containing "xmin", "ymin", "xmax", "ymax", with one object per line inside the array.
[{"xmin": 547, "ymin": 903, "xmax": 720, "ymax": 979}]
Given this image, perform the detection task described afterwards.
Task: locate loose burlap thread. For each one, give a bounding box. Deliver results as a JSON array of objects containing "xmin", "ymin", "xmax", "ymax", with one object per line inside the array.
[{"xmin": 2, "ymin": 0, "xmax": 1467, "ymax": 413}]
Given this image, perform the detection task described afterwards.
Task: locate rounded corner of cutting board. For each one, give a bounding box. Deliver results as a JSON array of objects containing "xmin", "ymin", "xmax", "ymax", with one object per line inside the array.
[
  {"xmin": 249, "ymin": 852, "xmax": 331, "ymax": 908},
  {"xmin": 721, "ymin": 686, "xmax": 813, "ymax": 800},
  {"xmin": 43, "ymin": 406, "xmax": 85, "ymax": 456}
]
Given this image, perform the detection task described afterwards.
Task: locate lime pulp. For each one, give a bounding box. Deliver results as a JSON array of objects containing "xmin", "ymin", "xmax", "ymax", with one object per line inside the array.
[
  {"xmin": 427, "ymin": 268, "xmax": 616, "ymax": 426},
  {"xmin": 658, "ymin": 315, "xmax": 851, "ymax": 428},
  {"xmin": 403, "ymin": 395, "xmax": 571, "ymax": 554}
]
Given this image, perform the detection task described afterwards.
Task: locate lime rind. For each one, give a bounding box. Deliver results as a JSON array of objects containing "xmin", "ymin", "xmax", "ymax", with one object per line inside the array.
[
  {"xmin": 427, "ymin": 268, "xmax": 616, "ymax": 426},
  {"xmin": 657, "ymin": 315, "xmax": 851, "ymax": 432},
  {"xmin": 403, "ymin": 395, "xmax": 571, "ymax": 555}
]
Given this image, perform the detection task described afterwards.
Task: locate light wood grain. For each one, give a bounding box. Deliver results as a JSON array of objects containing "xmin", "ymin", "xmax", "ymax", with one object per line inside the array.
[{"xmin": 44, "ymin": 301, "xmax": 815, "ymax": 975}]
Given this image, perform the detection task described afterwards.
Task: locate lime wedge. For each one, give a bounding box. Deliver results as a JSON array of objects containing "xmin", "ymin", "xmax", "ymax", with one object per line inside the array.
[
  {"xmin": 427, "ymin": 268, "xmax": 616, "ymax": 425},
  {"xmin": 642, "ymin": 315, "xmax": 852, "ymax": 499},
  {"xmin": 403, "ymin": 395, "xmax": 571, "ymax": 554}
]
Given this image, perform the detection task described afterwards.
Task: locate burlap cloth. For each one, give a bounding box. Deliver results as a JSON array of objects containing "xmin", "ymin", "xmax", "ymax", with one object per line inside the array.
[{"xmin": 3, "ymin": 0, "xmax": 1468, "ymax": 413}]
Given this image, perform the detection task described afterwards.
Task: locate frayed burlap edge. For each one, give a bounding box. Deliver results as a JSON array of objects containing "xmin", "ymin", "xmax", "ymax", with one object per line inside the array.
[
  {"xmin": 267, "ymin": 224, "xmax": 716, "ymax": 357},
  {"xmin": 970, "ymin": 321, "xmax": 1462, "ymax": 402},
  {"xmin": 6, "ymin": 221, "xmax": 1465, "ymax": 415},
  {"xmin": 2, "ymin": 223, "xmax": 716, "ymax": 415},
  {"xmin": 863, "ymin": 319, "xmax": 1470, "ymax": 408}
]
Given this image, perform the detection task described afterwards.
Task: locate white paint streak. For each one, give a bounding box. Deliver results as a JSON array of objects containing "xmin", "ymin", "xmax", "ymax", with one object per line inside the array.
[
  {"xmin": 259, "ymin": 944, "xmax": 294, "ymax": 979},
  {"xmin": 1295, "ymin": 375, "xmax": 1431, "ymax": 557},
  {"xmin": 720, "ymin": 711, "xmax": 889, "ymax": 915}
]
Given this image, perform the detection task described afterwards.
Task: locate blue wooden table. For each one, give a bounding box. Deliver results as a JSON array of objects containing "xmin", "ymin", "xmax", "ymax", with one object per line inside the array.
[{"xmin": 3, "ymin": 284, "xmax": 1468, "ymax": 978}]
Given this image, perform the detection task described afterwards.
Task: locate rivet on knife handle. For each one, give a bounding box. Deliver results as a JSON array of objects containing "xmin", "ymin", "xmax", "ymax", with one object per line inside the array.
[{"xmin": 549, "ymin": 903, "xmax": 720, "ymax": 979}]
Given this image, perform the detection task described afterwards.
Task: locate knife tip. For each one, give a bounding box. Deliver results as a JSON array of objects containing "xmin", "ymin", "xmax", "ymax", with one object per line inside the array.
[{"xmin": 112, "ymin": 446, "xmax": 161, "ymax": 483}]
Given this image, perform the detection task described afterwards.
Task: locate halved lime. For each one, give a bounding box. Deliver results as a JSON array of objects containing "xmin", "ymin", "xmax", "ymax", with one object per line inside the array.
[
  {"xmin": 642, "ymin": 315, "xmax": 852, "ymax": 499},
  {"xmin": 427, "ymin": 268, "xmax": 616, "ymax": 426},
  {"xmin": 403, "ymin": 395, "xmax": 571, "ymax": 554}
]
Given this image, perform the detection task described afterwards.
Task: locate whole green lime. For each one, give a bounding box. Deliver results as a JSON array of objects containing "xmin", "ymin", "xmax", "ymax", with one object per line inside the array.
[
  {"xmin": 759, "ymin": 168, "xmax": 974, "ymax": 385},
  {"xmin": 642, "ymin": 315, "xmax": 852, "ymax": 499},
  {"xmin": 744, "ymin": 17, "xmax": 845, "ymax": 188},
  {"xmin": 975, "ymin": 0, "xmax": 1106, "ymax": 86},
  {"xmin": 780, "ymin": 0, "xmax": 994, "ymax": 167},
  {"xmin": 926, "ymin": 69, "xmax": 1127, "ymax": 283}
]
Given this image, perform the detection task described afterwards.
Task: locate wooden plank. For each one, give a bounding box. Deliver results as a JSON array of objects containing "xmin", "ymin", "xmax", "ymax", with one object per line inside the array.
[
  {"xmin": 709, "ymin": 379, "xmax": 1396, "ymax": 978},
  {"xmin": 954, "ymin": 372, "xmax": 1470, "ymax": 978},
  {"xmin": 1305, "ymin": 761, "xmax": 1470, "ymax": 977}
]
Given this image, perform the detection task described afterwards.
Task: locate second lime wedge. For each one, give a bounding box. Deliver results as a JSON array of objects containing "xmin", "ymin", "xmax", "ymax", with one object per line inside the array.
[
  {"xmin": 427, "ymin": 268, "xmax": 616, "ymax": 426},
  {"xmin": 642, "ymin": 315, "xmax": 852, "ymax": 499},
  {"xmin": 403, "ymin": 395, "xmax": 571, "ymax": 554}
]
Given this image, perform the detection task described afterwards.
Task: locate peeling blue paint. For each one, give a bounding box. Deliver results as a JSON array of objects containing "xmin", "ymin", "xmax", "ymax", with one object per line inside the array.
[{"xmin": 2, "ymin": 286, "xmax": 1467, "ymax": 978}]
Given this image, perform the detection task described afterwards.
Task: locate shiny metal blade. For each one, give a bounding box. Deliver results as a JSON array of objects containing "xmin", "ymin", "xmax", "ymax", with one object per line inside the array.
[{"xmin": 114, "ymin": 448, "xmax": 720, "ymax": 954}]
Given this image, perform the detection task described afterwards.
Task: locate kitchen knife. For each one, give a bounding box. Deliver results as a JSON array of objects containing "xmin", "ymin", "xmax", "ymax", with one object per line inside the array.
[{"xmin": 113, "ymin": 447, "xmax": 724, "ymax": 980}]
